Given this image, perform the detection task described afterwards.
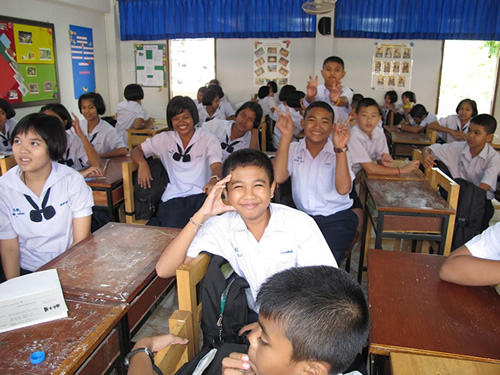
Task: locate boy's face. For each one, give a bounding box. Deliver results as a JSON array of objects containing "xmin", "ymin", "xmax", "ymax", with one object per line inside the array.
[
  {"xmin": 412, "ymin": 114, "xmax": 425, "ymax": 124},
  {"xmin": 467, "ymin": 123, "xmax": 494, "ymax": 149},
  {"xmin": 321, "ymin": 61, "xmax": 346, "ymax": 87},
  {"xmin": 301, "ymin": 107, "xmax": 334, "ymax": 145},
  {"xmin": 357, "ymin": 105, "xmax": 381, "ymax": 135},
  {"xmin": 225, "ymin": 165, "xmax": 276, "ymax": 223}
]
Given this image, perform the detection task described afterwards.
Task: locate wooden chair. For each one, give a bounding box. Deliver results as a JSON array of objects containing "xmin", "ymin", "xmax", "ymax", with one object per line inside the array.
[
  {"xmin": 425, "ymin": 127, "xmax": 437, "ymax": 144},
  {"xmin": 259, "ymin": 116, "xmax": 268, "ymax": 151},
  {"xmin": 0, "ymin": 155, "xmax": 16, "ymax": 175},
  {"xmin": 122, "ymin": 160, "xmax": 148, "ymax": 225},
  {"xmin": 412, "ymin": 149, "xmax": 432, "ymax": 179}
]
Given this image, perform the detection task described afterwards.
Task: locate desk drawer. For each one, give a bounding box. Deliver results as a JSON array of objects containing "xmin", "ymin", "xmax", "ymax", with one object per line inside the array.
[
  {"xmin": 384, "ymin": 215, "xmax": 443, "ymax": 233},
  {"xmin": 76, "ymin": 327, "xmax": 120, "ymax": 375}
]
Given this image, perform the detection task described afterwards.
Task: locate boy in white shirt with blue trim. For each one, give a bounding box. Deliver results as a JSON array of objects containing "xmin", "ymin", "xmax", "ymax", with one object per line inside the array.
[{"xmin": 399, "ymin": 104, "xmax": 438, "ymax": 133}]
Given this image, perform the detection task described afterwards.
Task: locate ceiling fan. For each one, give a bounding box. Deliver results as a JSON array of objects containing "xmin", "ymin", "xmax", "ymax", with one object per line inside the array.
[{"xmin": 301, "ymin": 0, "xmax": 337, "ymax": 15}]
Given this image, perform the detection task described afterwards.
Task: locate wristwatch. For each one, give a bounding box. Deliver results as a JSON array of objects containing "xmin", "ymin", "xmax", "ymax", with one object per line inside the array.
[
  {"xmin": 124, "ymin": 347, "xmax": 162, "ymax": 374},
  {"xmin": 334, "ymin": 146, "xmax": 348, "ymax": 153}
]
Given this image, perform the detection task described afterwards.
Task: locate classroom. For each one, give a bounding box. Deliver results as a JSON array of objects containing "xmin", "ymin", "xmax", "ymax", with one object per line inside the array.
[{"xmin": 1, "ymin": 0, "xmax": 499, "ymax": 374}]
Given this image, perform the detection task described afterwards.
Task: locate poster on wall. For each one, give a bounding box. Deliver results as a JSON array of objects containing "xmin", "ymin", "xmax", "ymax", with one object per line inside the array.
[
  {"xmin": 371, "ymin": 42, "xmax": 413, "ymax": 91},
  {"xmin": 0, "ymin": 16, "xmax": 59, "ymax": 107},
  {"xmin": 134, "ymin": 44, "xmax": 167, "ymax": 87},
  {"xmin": 69, "ymin": 25, "xmax": 96, "ymax": 99},
  {"xmin": 253, "ymin": 40, "xmax": 291, "ymax": 87}
]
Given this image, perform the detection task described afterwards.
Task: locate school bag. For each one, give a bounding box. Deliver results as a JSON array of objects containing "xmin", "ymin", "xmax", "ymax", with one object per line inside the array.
[{"xmin": 133, "ymin": 157, "xmax": 168, "ymax": 220}]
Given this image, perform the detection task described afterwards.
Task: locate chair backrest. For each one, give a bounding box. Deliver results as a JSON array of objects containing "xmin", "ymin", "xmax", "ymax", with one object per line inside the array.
[
  {"xmin": 412, "ymin": 149, "xmax": 432, "ymax": 179},
  {"xmin": 176, "ymin": 253, "xmax": 211, "ymax": 356},
  {"xmin": 0, "ymin": 155, "xmax": 16, "ymax": 175},
  {"xmin": 121, "ymin": 160, "xmax": 147, "ymax": 225},
  {"xmin": 260, "ymin": 116, "xmax": 267, "ymax": 151}
]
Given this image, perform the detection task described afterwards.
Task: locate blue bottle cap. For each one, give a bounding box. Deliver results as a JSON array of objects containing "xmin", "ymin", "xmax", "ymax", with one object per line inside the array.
[{"xmin": 30, "ymin": 351, "xmax": 45, "ymax": 364}]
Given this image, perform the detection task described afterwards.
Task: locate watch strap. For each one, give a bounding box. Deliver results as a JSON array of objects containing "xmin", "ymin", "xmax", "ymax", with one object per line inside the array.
[
  {"xmin": 334, "ymin": 145, "xmax": 348, "ymax": 153},
  {"xmin": 124, "ymin": 347, "xmax": 163, "ymax": 375}
]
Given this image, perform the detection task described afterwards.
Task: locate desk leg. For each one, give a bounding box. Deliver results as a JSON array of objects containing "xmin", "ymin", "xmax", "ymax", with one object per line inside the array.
[
  {"xmin": 370, "ymin": 353, "xmax": 387, "ymax": 375},
  {"xmin": 357, "ymin": 204, "xmax": 371, "ymax": 283},
  {"xmin": 375, "ymin": 213, "xmax": 385, "ymax": 250},
  {"xmin": 117, "ymin": 313, "xmax": 131, "ymax": 374},
  {"xmin": 438, "ymin": 214, "xmax": 450, "ymax": 256}
]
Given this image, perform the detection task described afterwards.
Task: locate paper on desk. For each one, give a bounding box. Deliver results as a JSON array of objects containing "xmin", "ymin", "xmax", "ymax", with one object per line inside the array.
[{"xmin": 0, "ymin": 269, "xmax": 68, "ymax": 333}]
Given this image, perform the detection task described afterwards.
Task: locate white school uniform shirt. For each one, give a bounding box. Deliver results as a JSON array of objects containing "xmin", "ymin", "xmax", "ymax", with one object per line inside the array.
[
  {"xmin": 198, "ymin": 106, "xmax": 226, "ymax": 124},
  {"xmin": 437, "ymin": 114, "xmax": 470, "ymax": 143},
  {"xmin": 429, "ymin": 141, "xmax": 500, "ymax": 200},
  {"xmin": 408, "ymin": 112, "xmax": 438, "ymax": 127},
  {"xmin": 141, "ymin": 129, "xmax": 222, "ymax": 202},
  {"xmin": 348, "ymin": 125, "xmax": 390, "ymax": 175},
  {"xmin": 272, "ymin": 106, "xmax": 303, "ymax": 149},
  {"xmin": 219, "ymin": 97, "xmax": 235, "ymax": 118},
  {"xmin": 0, "ymin": 118, "xmax": 17, "ymax": 152},
  {"xmin": 201, "ymin": 119, "xmax": 251, "ymax": 161},
  {"xmin": 116, "ymin": 100, "xmax": 147, "ymax": 144},
  {"xmin": 0, "ymin": 162, "xmax": 94, "ymax": 271},
  {"xmin": 186, "ymin": 203, "xmax": 338, "ymax": 311},
  {"xmin": 61, "ymin": 133, "xmax": 89, "ymax": 171},
  {"xmin": 72, "ymin": 118, "xmax": 126, "ymax": 155},
  {"xmin": 465, "ymin": 222, "xmax": 500, "ymax": 260},
  {"xmin": 288, "ymin": 138, "xmax": 354, "ymax": 216},
  {"xmin": 258, "ymin": 96, "xmax": 276, "ymax": 117},
  {"xmin": 303, "ymin": 84, "xmax": 353, "ymax": 124},
  {"xmin": 194, "ymin": 99, "xmax": 204, "ymax": 111}
]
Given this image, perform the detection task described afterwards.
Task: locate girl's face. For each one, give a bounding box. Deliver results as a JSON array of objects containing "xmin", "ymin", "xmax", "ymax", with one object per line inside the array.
[
  {"xmin": 171, "ymin": 109, "xmax": 195, "ymax": 138},
  {"xmin": 458, "ymin": 102, "xmax": 474, "ymax": 123},
  {"xmin": 80, "ymin": 99, "xmax": 99, "ymax": 123},
  {"xmin": 385, "ymin": 95, "xmax": 392, "ymax": 104},
  {"xmin": 43, "ymin": 109, "xmax": 67, "ymax": 129},
  {"xmin": 402, "ymin": 95, "xmax": 410, "ymax": 104},
  {"xmin": 208, "ymin": 96, "xmax": 220, "ymax": 111},
  {"xmin": 0, "ymin": 108, "xmax": 7, "ymax": 128},
  {"xmin": 197, "ymin": 91, "xmax": 204, "ymax": 103},
  {"xmin": 234, "ymin": 108, "xmax": 256, "ymax": 134},
  {"xmin": 12, "ymin": 128, "xmax": 51, "ymax": 176}
]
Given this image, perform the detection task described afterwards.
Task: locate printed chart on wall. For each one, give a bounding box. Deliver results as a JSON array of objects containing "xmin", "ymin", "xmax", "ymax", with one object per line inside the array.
[
  {"xmin": 134, "ymin": 44, "xmax": 167, "ymax": 87},
  {"xmin": 253, "ymin": 40, "xmax": 291, "ymax": 87},
  {"xmin": 371, "ymin": 43, "xmax": 413, "ymax": 91},
  {"xmin": 69, "ymin": 25, "xmax": 96, "ymax": 99},
  {"xmin": 0, "ymin": 16, "xmax": 59, "ymax": 107}
]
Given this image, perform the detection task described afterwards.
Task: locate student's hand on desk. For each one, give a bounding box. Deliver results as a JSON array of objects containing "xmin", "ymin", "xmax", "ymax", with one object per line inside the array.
[
  {"xmin": 452, "ymin": 130, "xmax": 467, "ymax": 141},
  {"xmin": 198, "ymin": 175, "xmax": 236, "ymax": 220},
  {"xmin": 80, "ymin": 166, "xmax": 104, "ymax": 178},
  {"xmin": 274, "ymin": 105, "xmax": 294, "ymax": 142},
  {"xmin": 306, "ymin": 75, "xmax": 318, "ymax": 99},
  {"xmin": 137, "ymin": 164, "xmax": 153, "ymax": 189},
  {"xmin": 422, "ymin": 151, "xmax": 436, "ymax": 169},
  {"xmin": 145, "ymin": 117, "xmax": 155, "ymax": 127},
  {"xmin": 133, "ymin": 334, "xmax": 188, "ymax": 353},
  {"xmin": 222, "ymin": 353, "xmax": 256, "ymax": 375},
  {"xmin": 380, "ymin": 152, "xmax": 393, "ymax": 167},
  {"xmin": 332, "ymin": 115, "xmax": 351, "ymax": 149},
  {"xmin": 401, "ymin": 159, "xmax": 420, "ymax": 173}
]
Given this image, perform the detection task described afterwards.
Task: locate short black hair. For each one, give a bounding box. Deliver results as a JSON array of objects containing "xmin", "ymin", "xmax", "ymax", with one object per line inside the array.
[
  {"xmin": 124, "ymin": 83, "xmax": 144, "ymax": 101},
  {"xmin": 208, "ymin": 84, "xmax": 224, "ymax": 99},
  {"xmin": 402, "ymin": 91, "xmax": 416, "ymax": 103},
  {"xmin": 278, "ymin": 85, "xmax": 296, "ymax": 102},
  {"xmin": 385, "ymin": 90, "xmax": 398, "ymax": 103},
  {"xmin": 257, "ymin": 86, "xmax": 270, "ymax": 100},
  {"xmin": 78, "ymin": 92, "xmax": 106, "ymax": 115},
  {"xmin": 40, "ymin": 103, "xmax": 73, "ymax": 130},
  {"xmin": 356, "ymin": 97, "xmax": 383, "ymax": 116},
  {"xmin": 471, "ymin": 114, "xmax": 497, "ymax": 134},
  {"xmin": 0, "ymin": 99, "xmax": 15, "ymax": 119},
  {"xmin": 197, "ymin": 86, "xmax": 208, "ymax": 95},
  {"xmin": 236, "ymin": 101, "xmax": 263, "ymax": 128},
  {"xmin": 166, "ymin": 96, "xmax": 199, "ymax": 128},
  {"xmin": 267, "ymin": 81, "xmax": 278, "ymax": 94},
  {"xmin": 409, "ymin": 104, "xmax": 428, "ymax": 118},
  {"xmin": 257, "ymin": 266, "xmax": 369, "ymax": 374},
  {"xmin": 202, "ymin": 88, "xmax": 219, "ymax": 106},
  {"xmin": 286, "ymin": 90, "xmax": 305, "ymax": 109},
  {"xmin": 222, "ymin": 148, "xmax": 274, "ymax": 184},
  {"xmin": 209, "ymin": 79, "xmax": 220, "ymax": 86},
  {"xmin": 304, "ymin": 101, "xmax": 335, "ymax": 123},
  {"xmin": 352, "ymin": 93, "xmax": 364, "ymax": 103},
  {"xmin": 11, "ymin": 113, "xmax": 67, "ymax": 161},
  {"xmin": 456, "ymin": 98, "xmax": 478, "ymax": 117},
  {"xmin": 323, "ymin": 56, "xmax": 345, "ymax": 70}
]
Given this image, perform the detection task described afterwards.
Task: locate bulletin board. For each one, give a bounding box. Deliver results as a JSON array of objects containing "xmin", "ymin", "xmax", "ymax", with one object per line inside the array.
[
  {"xmin": 371, "ymin": 42, "xmax": 413, "ymax": 91},
  {"xmin": 0, "ymin": 16, "xmax": 60, "ymax": 107},
  {"xmin": 253, "ymin": 39, "xmax": 291, "ymax": 87},
  {"xmin": 134, "ymin": 44, "xmax": 167, "ymax": 87}
]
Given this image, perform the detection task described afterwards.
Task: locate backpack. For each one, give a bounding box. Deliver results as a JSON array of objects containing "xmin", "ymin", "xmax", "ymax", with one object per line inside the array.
[{"xmin": 133, "ymin": 157, "xmax": 168, "ymax": 220}]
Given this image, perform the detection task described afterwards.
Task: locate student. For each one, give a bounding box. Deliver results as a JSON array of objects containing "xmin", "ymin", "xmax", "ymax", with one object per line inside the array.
[
  {"xmin": 398, "ymin": 90, "xmax": 416, "ymax": 123},
  {"xmin": 273, "ymin": 102, "xmax": 358, "ymax": 264},
  {"xmin": 256, "ymin": 86, "xmax": 276, "ymax": 118},
  {"xmin": 380, "ymin": 90, "xmax": 398, "ymax": 125},
  {"xmin": 40, "ymin": 103, "xmax": 102, "ymax": 176},
  {"xmin": 272, "ymin": 90, "xmax": 305, "ymax": 149},
  {"xmin": 267, "ymin": 80, "xmax": 279, "ymax": 105},
  {"xmin": 0, "ymin": 113, "xmax": 93, "ymax": 280},
  {"xmin": 155, "ymin": 148, "xmax": 337, "ymax": 312},
  {"xmin": 422, "ymin": 114, "xmax": 500, "ymax": 230},
  {"xmin": 399, "ymin": 104, "xmax": 438, "ymax": 133},
  {"xmin": 0, "ymin": 98, "xmax": 16, "ymax": 152},
  {"xmin": 116, "ymin": 83, "xmax": 154, "ymax": 145},
  {"xmin": 201, "ymin": 101, "xmax": 262, "ymax": 161},
  {"xmin": 222, "ymin": 266, "xmax": 369, "ymax": 375},
  {"xmin": 198, "ymin": 88, "xmax": 225, "ymax": 123},
  {"xmin": 194, "ymin": 86, "xmax": 208, "ymax": 110},
  {"xmin": 439, "ymin": 222, "xmax": 500, "ymax": 286},
  {"xmin": 75, "ymin": 92, "xmax": 127, "ymax": 157},
  {"xmin": 271, "ymin": 84, "xmax": 296, "ymax": 122},
  {"xmin": 131, "ymin": 96, "xmax": 222, "ymax": 228},
  {"xmin": 427, "ymin": 98, "xmax": 478, "ymax": 143},
  {"xmin": 304, "ymin": 56, "xmax": 353, "ymax": 124},
  {"xmin": 208, "ymin": 83, "xmax": 236, "ymax": 120}
]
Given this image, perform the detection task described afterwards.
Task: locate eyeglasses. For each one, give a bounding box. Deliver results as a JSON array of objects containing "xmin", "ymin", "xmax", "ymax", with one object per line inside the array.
[{"xmin": 24, "ymin": 187, "xmax": 56, "ymax": 223}]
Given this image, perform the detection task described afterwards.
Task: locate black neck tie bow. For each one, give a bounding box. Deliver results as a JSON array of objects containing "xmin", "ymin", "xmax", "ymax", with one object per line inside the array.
[
  {"xmin": 24, "ymin": 187, "xmax": 56, "ymax": 222},
  {"xmin": 172, "ymin": 143, "xmax": 194, "ymax": 162}
]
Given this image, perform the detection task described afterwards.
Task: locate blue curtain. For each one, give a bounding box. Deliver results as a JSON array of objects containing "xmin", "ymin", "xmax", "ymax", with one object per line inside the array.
[
  {"xmin": 334, "ymin": 0, "xmax": 500, "ymax": 40},
  {"xmin": 119, "ymin": 0, "xmax": 316, "ymax": 41}
]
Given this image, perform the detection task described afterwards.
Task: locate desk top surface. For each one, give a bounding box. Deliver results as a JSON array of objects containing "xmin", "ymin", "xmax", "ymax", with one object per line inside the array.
[
  {"xmin": 368, "ymin": 250, "xmax": 500, "ymax": 363},
  {"xmin": 86, "ymin": 156, "xmax": 130, "ymax": 188},
  {"xmin": 40, "ymin": 223, "xmax": 180, "ymax": 303},
  {"xmin": 365, "ymin": 179, "xmax": 454, "ymax": 214},
  {"xmin": 384, "ymin": 126, "xmax": 432, "ymax": 144},
  {"xmin": 126, "ymin": 122, "xmax": 169, "ymax": 134},
  {"xmin": 0, "ymin": 299, "xmax": 128, "ymax": 374}
]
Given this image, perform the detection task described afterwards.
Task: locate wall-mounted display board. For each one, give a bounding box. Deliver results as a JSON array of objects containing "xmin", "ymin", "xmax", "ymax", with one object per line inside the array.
[
  {"xmin": 371, "ymin": 42, "xmax": 413, "ymax": 91},
  {"xmin": 70, "ymin": 25, "xmax": 95, "ymax": 99},
  {"xmin": 253, "ymin": 39, "xmax": 291, "ymax": 87},
  {"xmin": 0, "ymin": 16, "xmax": 59, "ymax": 107},
  {"xmin": 134, "ymin": 44, "xmax": 167, "ymax": 87}
]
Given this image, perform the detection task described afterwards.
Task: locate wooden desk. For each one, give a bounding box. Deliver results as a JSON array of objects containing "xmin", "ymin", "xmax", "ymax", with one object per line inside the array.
[
  {"xmin": 368, "ymin": 250, "xmax": 500, "ymax": 372},
  {"xmin": 40, "ymin": 223, "xmax": 180, "ymax": 343},
  {"xmin": 357, "ymin": 179, "xmax": 455, "ymax": 282},
  {"xmin": 384, "ymin": 126, "xmax": 432, "ymax": 157},
  {"xmin": 127, "ymin": 122, "xmax": 169, "ymax": 151},
  {"xmin": 0, "ymin": 299, "xmax": 128, "ymax": 374},
  {"xmin": 390, "ymin": 352, "xmax": 500, "ymax": 375}
]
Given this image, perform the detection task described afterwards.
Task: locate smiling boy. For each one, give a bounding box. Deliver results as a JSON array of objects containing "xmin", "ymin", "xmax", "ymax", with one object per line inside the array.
[{"xmin": 155, "ymin": 149, "xmax": 337, "ymax": 312}]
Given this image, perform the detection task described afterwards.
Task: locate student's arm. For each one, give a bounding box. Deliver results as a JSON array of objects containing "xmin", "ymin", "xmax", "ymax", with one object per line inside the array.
[
  {"xmin": 132, "ymin": 117, "xmax": 146, "ymax": 130},
  {"xmin": 427, "ymin": 120, "xmax": 467, "ymax": 141},
  {"xmin": 0, "ymin": 238, "xmax": 21, "ymax": 280},
  {"xmin": 305, "ymin": 75, "xmax": 318, "ymax": 103},
  {"xmin": 333, "ymin": 116, "xmax": 352, "ymax": 195},
  {"xmin": 71, "ymin": 216, "xmax": 91, "ymax": 247},
  {"xmin": 99, "ymin": 147, "xmax": 127, "ymax": 158},
  {"xmin": 400, "ymin": 123, "xmax": 425, "ymax": 133},
  {"xmin": 79, "ymin": 166, "xmax": 104, "ymax": 178},
  {"xmin": 203, "ymin": 162, "xmax": 222, "ymax": 194},
  {"xmin": 249, "ymin": 128, "xmax": 260, "ymax": 150},
  {"xmin": 439, "ymin": 246, "xmax": 500, "ymax": 286},
  {"xmin": 272, "ymin": 105, "xmax": 294, "ymax": 184},
  {"xmin": 156, "ymin": 176, "xmax": 236, "ymax": 278},
  {"xmin": 131, "ymin": 144, "xmax": 153, "ymax": 189},
  {"xmin": 421, "ymin": 147, "xmax": 437, "ymax": 169},
  {"xmin": 361, "ymin": 159, "xmax": 420, "ymax": 176},
  {"xmin": 328, "ymin": 82, "xmax": 349, "ymax": 108},
  {"xmin": 71, "ymin": 112, "xmax": 101, "ymax": 168}
]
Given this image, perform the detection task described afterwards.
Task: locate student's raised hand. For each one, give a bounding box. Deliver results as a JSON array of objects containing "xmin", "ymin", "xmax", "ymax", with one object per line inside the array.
[
  {"xmin": 380, "ymin": 152, "xmax": 393, "ymax": 167},
  {"xmin": 198, "ymin": 175, "xmax": 236, "ymax": 221},
  {"xmin": 71, "ymin": 112, "xmax": 85, "ymax": 139},
  {"xmin": 274, "ymin": 105, "xmax": 295, "ymax": 143},
  {"xmin": 137, "ymin": 163, "xmax": 153, "ymax": 189},
  {"xmin": 306, "ymin": 75, "xmax": 318, "ymax": 99},
  {"xmin": 79, "ymin": 166, "xmax": 104, "ymax": 178},
  {"xmin": 401, "ymin": 159, "xmax": 420, "ymax": 173},
  {"xmin": 452, "ymin": 130, "xmax": 467, "ymax": 141},
  {"xmin": 222, "ymin": 353, "xmax": 256, "ymax": 375},
  {"xmin": 329, "ymin": 82, "xmax": 343, "ymax": 105},
  {"xmin": 332, "ymin": 115, "xmax": 351, "ymax": 149}
]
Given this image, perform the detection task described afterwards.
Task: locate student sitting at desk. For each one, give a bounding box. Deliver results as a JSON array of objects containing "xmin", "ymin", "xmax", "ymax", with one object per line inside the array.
[
  {"xmin": 399, "ymin": 104, "xmax": 437, "ymax": 133},
  {"xmin": 208, "ymin": 80, "xmax": 235, "ymax": 120},
  {"xmin": 0, "ymin": 113, "xmax": 93, "ymax": 280},
  {"xmin": 74, "ymin": 92, "xmax": 127, "ymax": 158},
  {"xmin": 273, "ymin": 102, "xmax": 357, "ymax": 264},
  {"xmin": 198, "ymin": 87, "xmax": 226, "ymax": 124},
  {"xmin": 272, "ymin": 90, "xmax": 305, "ymax": 149},
  {"xmin": 155, "ymin": 148, "xmax": 337, "ymax": 313},
  {"xmin": 131, "ymin": 96, "xmax": 222, "ymax": 228},
  {"xmin": 0, "ymin": 99, "xmax": 16, "ymax": 153},
  {"xmin": 426, "ymin": 98, "xmax": 477, "ymax": 143},
  {"xmin": 201, "ymin": 101, "xmax": 262, "ymax": 161},
  {"xmin": 439, "ymin": 222, "xmax": 500, "ymax": 286}
]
